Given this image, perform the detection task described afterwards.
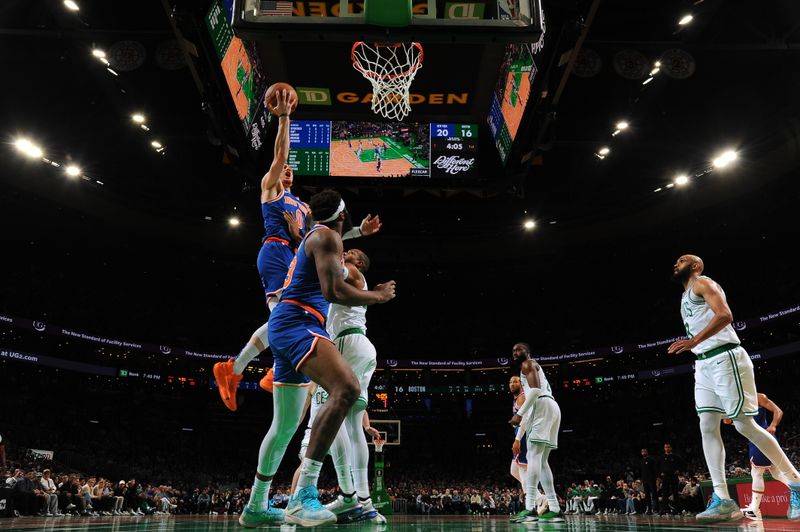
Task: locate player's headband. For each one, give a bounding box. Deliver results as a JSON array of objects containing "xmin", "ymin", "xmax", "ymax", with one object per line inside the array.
[{"xmin": 319, "ymin": 199, "xmax": 346, "ymax": 223}]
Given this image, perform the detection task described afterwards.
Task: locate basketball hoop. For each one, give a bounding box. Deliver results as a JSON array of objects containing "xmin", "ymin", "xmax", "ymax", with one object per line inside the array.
[
  {"xmin": 351, "ymin": 42, "xmax": 423, "ymax": 121},
  {"xmin": 374, "ymin": 438, "xmax": 386, "ymax": 453}
]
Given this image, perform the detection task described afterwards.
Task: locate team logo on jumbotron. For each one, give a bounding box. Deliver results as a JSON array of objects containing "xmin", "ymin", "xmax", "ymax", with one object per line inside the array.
[
  {"xmin": 385, "ymin": 359, "xmax": 398, "ymax": 368},
  {"xmin": 159, "ymin": 345, "xmax": 172, "ymax": 354},
  {"xmin": 651, "ymin": 370, "xmax": 662, "ymax": 377},
  {"xmin": 611, "ymin": 346, "xmax": 624, "ymax": 354},
  {"xmin": 733, "ymin": 321, "xmax": 747, "ymax": 331},
  {"xmin": 32, "ymin": 321, "xmax": 46, "ymax": 332},
  {"xmin": 497, "ymin": 357, "xmax": 509, "ymax": 366}
]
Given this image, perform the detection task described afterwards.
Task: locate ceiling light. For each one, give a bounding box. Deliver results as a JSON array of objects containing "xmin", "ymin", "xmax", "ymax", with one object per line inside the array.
[
  {"xmin": 92, "ymin": 49, "xmax": 106, "ymax": 58},
  {"xmin": 598, "ymin": 146, "xmax": 610, "ymax": 156},
  {"xmin": 678, "ymin": 14, "xmax": 693, "ymax": 26},
  {"xmin": 131, "ymin": 113, "xmax": 145, "ymax": 124},
  {"xmin": 151, "ymin": 141, "xmax": 163, "ymax": 149},
  {"xmin": 615, "ymin": 121, "xmax": 629, "ymax": 131},
  {"xmin": 665, "ymin": 183, "xmax": 675, "ymax": 189},
  {"xmin": 229, "ymin": 217, "xmax": 241, "ymax": 227},
  {"xmin": 14, "ymin": 138, "xmax": 43, "ymax": 158},
  {"xmin": 654, "ymin": 61, "xmax": 661, "ymax": 68},
  {"xmin": 675, "ymin": 175, "xmax": 689, "ymax": 186},
  {"xmin": 654, "ymin": 187, "xmax": 662, "ymax": 193},
  {"xmin": 642, "ymin": 77, "xmax": 654, "ymax": 85},
  {"xmin": 649, "ymin": 67, "xmax": 660, "ymax": 76},
  {"xmin": 65, "ymin": 165, "xmax": 81, "ymax": 177},
  {"xmin": 63, "ymin": 0, "xmax": 80, "ymax": 11},
  {"xmin": 106, "ymin": 67, "xmax": 118, "ymax": 76},
  {"xmin": 523, "ymin": 220, "xmax": 536, "ymax": 230},
  {"xmin": 140, "ymin": 124, "xmax": 150, "ymax": 131},
  {"xmin": 712, "ymin": 150, "xmax": 738, "ymax": 168}
]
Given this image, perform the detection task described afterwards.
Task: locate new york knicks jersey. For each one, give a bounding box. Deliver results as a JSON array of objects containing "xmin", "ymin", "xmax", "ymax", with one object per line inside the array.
[
  {"xmin": 280, "ymin": 224, "xmax": 331, "ymax": 322},
  {"xmin": 680, "ymin": 276, "xmax": 740, "ymax": 354},
  {"xmin": 261, "ymin": 189, "xmax": 308, "ymax": 246},
  {"xmin": 327, "ymin": 271, "xmax": 368, "ymax": 337}
]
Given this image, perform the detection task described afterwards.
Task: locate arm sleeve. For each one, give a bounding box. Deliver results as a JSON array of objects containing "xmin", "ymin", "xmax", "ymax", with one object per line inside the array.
[
  {"xmin": 342, "ymin": 227, "xmax": 362, "ymax": 240},
  {"xmin": 516, "ymin": 386, "xmax": 542, "ymax": 418}
]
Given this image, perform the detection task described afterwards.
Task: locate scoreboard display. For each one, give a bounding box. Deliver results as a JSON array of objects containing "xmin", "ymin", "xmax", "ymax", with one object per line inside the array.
[{"xmin": 288, "ymin": 120, "xmax": 478, "ymax": 179}]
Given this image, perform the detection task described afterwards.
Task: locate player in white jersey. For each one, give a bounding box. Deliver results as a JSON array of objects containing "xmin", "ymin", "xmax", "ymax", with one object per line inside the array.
[
  {"xmin": 508, "ymin": 342, "xmax": 564, "ymax": 523},
  {"xmin": 667, "ymin": 255, "xmax": 800, "ymax": 521}
]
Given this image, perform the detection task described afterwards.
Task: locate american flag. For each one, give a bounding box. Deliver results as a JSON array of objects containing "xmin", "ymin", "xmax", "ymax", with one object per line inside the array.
[{"xmin": 258, "ymin": 0, "xmax": 292, "ymax": 16}]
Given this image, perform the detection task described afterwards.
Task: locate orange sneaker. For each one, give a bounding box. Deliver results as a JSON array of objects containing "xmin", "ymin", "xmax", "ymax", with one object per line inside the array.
[
  {"xmin": 259, "ymin": 367, "xmax": 275, "ymax": 393},
  {"xmin": 213, "ymin": 358, "xmax": 243, "ymax": 411}
]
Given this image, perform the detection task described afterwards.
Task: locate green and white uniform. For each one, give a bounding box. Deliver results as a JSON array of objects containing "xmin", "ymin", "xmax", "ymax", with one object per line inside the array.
[
  {"xmin": 520, "ymin": 363, "xmax": 561, "ymax": 448},
  {"xmin": 326, "ymin": 271, "xmax": 377, "ymax": 411},
  {"xmin": 681, "ymin": 276, "xmax": 757, "ymax": 418},
  {"xmin": 299, "ymin": 385, "xmax": 329, "ymax": 459}
]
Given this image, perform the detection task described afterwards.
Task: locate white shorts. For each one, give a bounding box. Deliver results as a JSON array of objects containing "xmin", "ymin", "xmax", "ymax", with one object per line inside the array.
[
  {"xmin": 334, "ymin": 332, "xmax": 377, "ymax": 411},
  {"xmin": 526, "ymin": 397, "xmax": 561, "ymax": 449},
  {"xmin": 695, "ymin": 345, "xmax": 758, "ymax": 418}
]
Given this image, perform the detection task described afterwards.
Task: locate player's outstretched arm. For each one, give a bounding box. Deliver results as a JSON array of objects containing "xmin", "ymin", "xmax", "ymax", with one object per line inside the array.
[
  {"xmin": 668, "ymin": 278, "xmax": 733, "ymax": 354},
  {"xmin": 759, "ymin": 393, "xmax": 783, "ymax": 433},
  {"xmin": 310, "ymin": 230, "xmax": 395, "ymax": 306},
  {"xmin": 260, "ymin": 90, "xmax": 296, "ymax": 201},
  {"xmin": 342, "ymin": 214, "xmax": 382, "ymax": 240}
]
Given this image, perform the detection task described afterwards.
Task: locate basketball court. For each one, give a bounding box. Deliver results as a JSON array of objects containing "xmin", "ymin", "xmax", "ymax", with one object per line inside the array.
[{"xmin": 4, "ymin": 514, "xmax": 800, "ymax": 531}]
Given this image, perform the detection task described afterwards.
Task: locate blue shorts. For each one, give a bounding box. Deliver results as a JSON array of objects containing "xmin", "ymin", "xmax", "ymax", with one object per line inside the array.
[
  {"xmin": 750, "ymin": 432, "xmax": 777, "ymax": 467},
  {"xmin": 268, "ymin": 301, "xmax": 331, "ymax": 386},
  {"xmin": 514, "ymin": 430, "xmax": 528, "ymax": 465},
  {"xmin": 257, "ymin": 240, "xmax": 295, "ymax": 299}
]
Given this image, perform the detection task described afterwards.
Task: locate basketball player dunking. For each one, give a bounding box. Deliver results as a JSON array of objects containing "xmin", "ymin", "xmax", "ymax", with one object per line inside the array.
[
  {"xmin": 239, "ymin": 190, "xmax": 395, "ymax": 528},
  {"xmin": 508, "ymin": 376, "xmax": 528, "ymax": 496},
  {"xmin": 213, "ymin": 89, "xmax": 381, "ymax": 411},
  {"xmin": 508, "ymin": 343, "xmax": 564, "ymax": 523},
  {"xmin": 668, "ymin": 255, "xmax": 800, "ymax": 521}
]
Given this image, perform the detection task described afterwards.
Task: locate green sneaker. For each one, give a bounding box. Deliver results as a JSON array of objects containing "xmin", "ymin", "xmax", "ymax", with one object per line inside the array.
[
  {"xmin": 539, "ymin": 510, "xmax": 565, "ymax": 522},
  {"xmin": 510, "ymin": 509, "xmax": 538, "ymax": 523},
  {"xmin": 238, "ymin": 503, "xmax": 285, "ymax": 527}
]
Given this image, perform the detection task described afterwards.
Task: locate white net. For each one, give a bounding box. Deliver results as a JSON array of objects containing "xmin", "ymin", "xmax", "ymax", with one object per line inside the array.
[
  {"xmin": 351, "ymin": 42, "xmax": 423, "ymax": 121},
  {"xmin": 374, "ymin": 438, "xmax": 385, "ymax": 453}
]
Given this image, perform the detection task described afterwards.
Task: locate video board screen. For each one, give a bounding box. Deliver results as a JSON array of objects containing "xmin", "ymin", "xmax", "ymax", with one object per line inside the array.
[
  {"xmin": 488, "ymin": 44, "xmax": 538, "ymax": 164},
  {"xmin": 288, "ymin": 121, "xmax": 478, "ymax": 179}
]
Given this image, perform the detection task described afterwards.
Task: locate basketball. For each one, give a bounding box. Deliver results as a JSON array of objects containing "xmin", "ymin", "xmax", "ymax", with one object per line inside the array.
[{"xmin": 264, "ymin": 82, "xmax": 298, "ymax": 116}]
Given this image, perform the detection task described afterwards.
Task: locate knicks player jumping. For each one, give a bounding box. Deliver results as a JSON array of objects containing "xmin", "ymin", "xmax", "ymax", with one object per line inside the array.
[
  {"xmin": 668, "ymin": 255, "xmax": 800, "ymax": 521},
  {"xmin": 238, "ymin": 190, "xmax": 395, "ymax": 528},
  {"xmin": 213, "ymin": 90, "xmax": 380, "ymax": 411},
  {"xmin": 508, "ymin": 376, "xmax": 528, "ymax": 497},
  {"xmin": 508, "ymin": 342, "xmax": 564, "ymax": 523}
]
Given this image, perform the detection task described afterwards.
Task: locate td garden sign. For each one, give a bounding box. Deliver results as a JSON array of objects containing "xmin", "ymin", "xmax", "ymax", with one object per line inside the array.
[{"xmin": 296, "ymin": 87, "xmax": 470, "ymax": 107}]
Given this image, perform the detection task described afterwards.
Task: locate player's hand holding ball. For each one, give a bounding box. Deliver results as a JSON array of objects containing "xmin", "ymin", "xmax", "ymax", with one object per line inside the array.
[
  {"xmin": 265, "ymin": 82, "xmax": 298, "ymax": 117},
  {"xmin": 374, "ymin": 280, "xmax": 396, "ymax": 303}
]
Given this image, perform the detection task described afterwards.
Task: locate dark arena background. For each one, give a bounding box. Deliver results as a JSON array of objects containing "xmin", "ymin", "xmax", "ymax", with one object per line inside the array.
[{"xmin": 2, "ymin": 1, "xmax": 800, "ymax": 531}]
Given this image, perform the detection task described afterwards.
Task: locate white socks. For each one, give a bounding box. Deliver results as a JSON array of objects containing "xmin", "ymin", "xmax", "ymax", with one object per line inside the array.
[
  {"xmin": 297, "ymin": 458, "xmax": 323, "ymax": 490},
  {"xmin": 233, "ymin": 321, "xmax": 270, "ymax": 375},
  {"xmin": 539, "ymin": 451, "xmax": 560, "ymax": 512}
]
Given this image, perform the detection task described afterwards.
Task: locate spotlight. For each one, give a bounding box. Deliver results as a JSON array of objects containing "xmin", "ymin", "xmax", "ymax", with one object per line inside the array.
[
  {"xmin": 523, "ymin": 220, "xmax": 536, "ymax": 230},
  {"xmin": 642, "ymin": 77, "xmax": 654, "ymax": 85},
  {"xmin": 229, "ymin": 217, "xmax": 241, "ymax": 227},
  {"xmin": 14, "ymin": 138, "xmax": 43, "ymax": 158},
  {"xmin": 132, "ymin": 113, "xmax": 146, "ymax": 124},
  {"xmin": 65, "ymin": 165, "xmax": 81, "ymax": 178},
  {"xmin": 654, "ymin": 187, "xmax": 662, "ymax": 193},
  {"xmin": 92, "ymin": 49, "xmax": 106, "ymax": 58},
  {"xmin": 63, "ymin": 0, "xmax": 80, "ymax": 11},
  {"xmin": 151, "ymin": 141, "xmax": 163, "ymax": 149},
  {"xmin": 598, "ymin": 147, "xmax": 610, "ymax": 156},
  {"xmin": 615, "ymin": 121, "xmax": 629, "ymax": 131},
  {"xmin": 106, "ymin": 68, "xmax": 118, "ymax": 76},
  {"xmin": 678, "ymin": 14, "xmax": 693, "ymax": 26},
  {"xmin": 674, "ymin": 175, "xmax": 689, "ymax": 186},
  {"xmin": 665, "ymin": 183, "xmax": 675, "ymax": 189},
  {"xmin": 140, "ymin": 124, "xmax": 150, "ymax": 131},
  {"xmin": 649, "ymin": 67, "xmax": 660, "ymax": 76},
  {"xmin": 712, "ymin": 150, "xmax": 738, "ymax": 168},
  {"xmin": 654, "ymin": 61, "xmax": 661, "ymax": 68}
]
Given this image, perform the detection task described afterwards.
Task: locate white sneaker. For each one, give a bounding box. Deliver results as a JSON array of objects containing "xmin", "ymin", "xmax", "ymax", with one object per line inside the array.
[
  {"xmin": 743, "ymin": 507, "xmax": 763, "ymax": 521},
  {"xmin": 360, "ymin": 498, "xmax": 387, "ymax": 524}
]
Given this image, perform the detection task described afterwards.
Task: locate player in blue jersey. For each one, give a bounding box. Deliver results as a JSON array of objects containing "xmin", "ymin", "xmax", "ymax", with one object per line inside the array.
[
  {"xmin": 723, "ymin": 393, "xmax": 791, "ymax": 521},
  {"xmin": 508, "ymin": 376, "xmax": 528, "ymax": 496},
  {"xmin": 239, "ymin": 189, "xmax": 396, "ymax": 528},
  {"xmin": 214, "ymin": 89, "xmax": 381, "ymax": 411}
]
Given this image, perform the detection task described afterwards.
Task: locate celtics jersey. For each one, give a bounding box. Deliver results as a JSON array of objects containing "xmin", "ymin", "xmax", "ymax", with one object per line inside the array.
[
  {"xmin": 308, "ymin": 385, "xmax": 328, "ymax": 428},
  {"xmin": 327, "ymin": 271, "xmax": 368, "ymax": 338},
  {"xmin": 680, "ymin": 276, "xmax": 740, "ymax": 354},
  {"xmin": 520, "ymin": 361, "xmax": 553, "ymax": 400}
]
